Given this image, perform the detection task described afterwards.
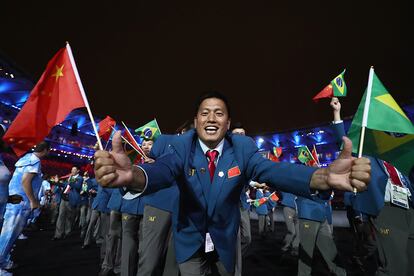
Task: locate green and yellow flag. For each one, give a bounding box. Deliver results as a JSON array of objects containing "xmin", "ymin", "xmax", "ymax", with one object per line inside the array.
[
  {"xmin": 135, "ymin": 119, "xmax": 161, "ymax": 141},
  {"xmin": 348, "ymin": 69, "xmax": 414, "ymax": 175},
  {"xmin": 313, "ymin": 69, "xmax": 347, "ymax": 102},
  {"xmin": 298, "ymin": 146, "xmax": 314, "ymax": 165}
]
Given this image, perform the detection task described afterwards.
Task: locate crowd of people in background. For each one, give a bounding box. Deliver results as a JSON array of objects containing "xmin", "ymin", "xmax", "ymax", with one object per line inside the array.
[{"xmin": 0, "ymin": 92, "xmax": 413, "ymax": 276}]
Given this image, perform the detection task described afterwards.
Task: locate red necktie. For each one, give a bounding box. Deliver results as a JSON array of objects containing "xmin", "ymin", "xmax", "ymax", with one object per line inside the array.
[{"xmin": 206, "ymin": 150, "xmax": 219, "ymax": 182}]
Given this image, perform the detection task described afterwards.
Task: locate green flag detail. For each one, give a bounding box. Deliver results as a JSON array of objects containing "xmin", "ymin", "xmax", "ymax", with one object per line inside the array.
[
  {"xmin": 348, "ymin": 69, "xmax": 414, "ymax": 174},
  {"xmin": 332, "ymin": 69, "xmax": 347, "ymax": 97},
  {"xmin": 135, "ymin": 119, "xmax": 161, "ymax": 141},
  {"xmin": 298, "ymin": 146, "xmax": 314, "ymax": 164}
]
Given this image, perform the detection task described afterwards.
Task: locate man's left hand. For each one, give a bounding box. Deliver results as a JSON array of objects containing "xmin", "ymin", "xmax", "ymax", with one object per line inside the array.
[
  {"xmin": 310, "ymin": 136, "xmax": 371, "ymax": 192},
  {"xmin": 326, "ymin": 136, "xmax": 371, "ymax": 192}
]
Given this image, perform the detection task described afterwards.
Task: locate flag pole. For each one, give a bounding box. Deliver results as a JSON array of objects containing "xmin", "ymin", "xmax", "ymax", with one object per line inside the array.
[
  {"xmin": 358, "ymin": 66, "xmax": 375, "ymax": 158},
  {"xmin": 66, "ymin": 42, "xmax": 103, "ymax": 150},
  {"xmin": 111, "ymin": 126, "xmax": 145, "ymax": 158},
  {"xmin": 354, "ymin": 66, "xmax": 374, "ymax": 194}
]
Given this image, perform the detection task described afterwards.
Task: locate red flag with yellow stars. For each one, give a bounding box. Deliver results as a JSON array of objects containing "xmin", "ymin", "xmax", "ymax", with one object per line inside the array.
[
  {"xmin": 3, "ymin": 47, "xmax": 85, "ymax": 156},
  {"xmin": 98, "ymin": 116, "xmax": 116, "ymax": 142}
]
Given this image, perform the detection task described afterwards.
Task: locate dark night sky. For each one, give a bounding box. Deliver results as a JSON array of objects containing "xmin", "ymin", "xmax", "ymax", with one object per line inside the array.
[{"xmin": 1, "ymin": 0, "xmax": 413, "ymax": 135}]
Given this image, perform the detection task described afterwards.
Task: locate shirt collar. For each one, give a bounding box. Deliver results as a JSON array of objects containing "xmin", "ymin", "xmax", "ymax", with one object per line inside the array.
[{"xmin": 198, "ymin": 138, "xmax": 224, "ymax": 158}]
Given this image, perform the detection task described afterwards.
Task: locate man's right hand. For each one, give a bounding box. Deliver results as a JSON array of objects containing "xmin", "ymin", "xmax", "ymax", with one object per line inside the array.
[{"xmin": 94, "ymin": 131, "xmax": 140, "ymax": 188}]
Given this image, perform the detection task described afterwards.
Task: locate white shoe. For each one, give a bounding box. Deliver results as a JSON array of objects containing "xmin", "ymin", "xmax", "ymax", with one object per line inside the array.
[
  {"xmin": 17, "ymin": 233, "xmax": 27, "ymax": 240},
  {"xmin": 0, "ymin": 268, "xmax": 13, "ymax": 276}
]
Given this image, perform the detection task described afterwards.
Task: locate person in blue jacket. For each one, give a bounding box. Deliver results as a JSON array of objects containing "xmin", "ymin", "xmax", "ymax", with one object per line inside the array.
[
  {"xmin": 83, "ymin": 180, "xmax": 111, "ymax": 247},
  {"xmin": 255, "ymin": 187, "xmax": 269, "ymax": 238},
  {"xmin": 279, "ymin": 191, "xmax": 299, "ymax": 255},
  {"xmin": 331, "ymin": 97, "xmax": 414, "ymax": 276},
  {"xmin": 99, "ymin": 184, "xmax": 122, "ymax": 276},
  {"xmin": 94, "ymin": 91, "xmax": 371, "ymax": 275},
  {"xmin": 79, "ymin": 171, "xmax": 92, "ymax": 239},
  {"xmin": 330, "ymin": 97, "xmax": 378, "ymax": 273},
  {"xmin": 50, "ymin": 175, "xmax": 63, "ymax": 225},
  {"xmin": 296, "ymin": 189, "xmax": 345, "ymax": 276},
  {"xmin": 0, "ymin": 141, "xmax": 49, "ymax": 275},
  {"xmin": 86, "ymin": 175, "xmax": 99, "ymax": 227},
  {"xmin": 264, "ymin": 187, "xmax": 276, "ymax": 233},
  {"xmin": 119, "ymin": 138, "xmax": 154, "ymax": 276},
  {"xmin": 53, "ymin": 166, "xmax": 83, "ymax": 240},
  {"xmin": 137, "ymin": 135, "xmax": 181, "ymax": 276}
]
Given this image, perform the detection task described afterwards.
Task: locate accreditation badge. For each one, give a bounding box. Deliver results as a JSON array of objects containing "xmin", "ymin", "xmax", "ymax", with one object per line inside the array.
[
  {"xmin": 205, "ymin": 233, "xmax": 214, "ymax": 253},
  {"xmin": 390, "ymin": 183, "xmax": 409, "ymax": 209}
]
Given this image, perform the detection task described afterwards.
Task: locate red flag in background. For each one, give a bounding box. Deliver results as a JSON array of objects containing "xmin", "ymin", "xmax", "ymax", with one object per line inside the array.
[
  {"xmin": 3, "ymin": 47, "xmax": 85, "ymax": 156},
  {"xmin": 123, "ymin": 128, "xmax": 146, "ymax": 158},
  {"xmin": 98, "ymin": 116, "xmax": 116, "ymax": 141},
  {"xmin": 268, "ymin": 192, "xmax": 279, "ymax": 203},
  {"xmin": 309, "ymin": 145, "xmax": 320, "ymax": 167}
]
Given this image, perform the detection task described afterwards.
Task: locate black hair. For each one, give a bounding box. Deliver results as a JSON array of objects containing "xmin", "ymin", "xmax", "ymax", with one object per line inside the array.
[
  {"xmin": 33, "ymin": 141, "xmax": 50, "ymax": 153},
  {"xmin": 175, "ymin": 120, "xmax": 195, "ymax": 134},
  {"xmin": 194, "ymin": 91, "xmax": 231, "ymax": 118},
  {"xmin": 231, "ymin": 122, "xmax": 245, "ymax": 131}
]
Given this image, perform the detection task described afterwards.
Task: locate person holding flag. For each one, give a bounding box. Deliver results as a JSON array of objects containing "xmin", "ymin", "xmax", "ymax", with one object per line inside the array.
[
  {"xmin": 231, "ymin": 123, "xmax": 252, "ymax": 265},
  {"xmin": 94, "ymin": 91, "xmax": 371, "ymax": 275},
  {"xmin": 52, "ymin": 166, "xmax": 83, "ymax": 240},
  {"xmin": 0, "ymin": 141, "xmax": 49, "ymax": 275},
  {"xmin": 253, "ymin": 185, "xmax": 270, "ymax": 239},
  {"xmin": 330, "ymin": 69, "xmax": 414, "ymax": 276}
]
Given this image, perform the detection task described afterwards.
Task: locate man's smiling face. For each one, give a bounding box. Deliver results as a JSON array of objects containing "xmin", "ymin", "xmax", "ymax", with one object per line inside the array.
[{"xmin": 194, "ymin": 97, "xmax": 230, "ymax": 149}]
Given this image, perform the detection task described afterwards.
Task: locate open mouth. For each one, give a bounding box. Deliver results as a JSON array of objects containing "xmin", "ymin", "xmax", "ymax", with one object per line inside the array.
[{"xmin": 205, "ymin": 126, "xmax": 219, "ymax": 135}]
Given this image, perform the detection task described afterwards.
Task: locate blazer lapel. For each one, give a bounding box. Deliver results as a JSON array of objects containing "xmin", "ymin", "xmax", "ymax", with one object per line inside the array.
[
  {"xmin": 208, "ymin": 140, "xmax": 235, "ymax": 216},
  {"xmin": 191, "ymin": 142, "xmax": 210, "ymax": 209}
]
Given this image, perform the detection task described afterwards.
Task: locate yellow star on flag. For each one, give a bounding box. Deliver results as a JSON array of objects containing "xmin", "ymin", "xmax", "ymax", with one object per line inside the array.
[{"xmin": 51, "ymin": 64, "xmax": 64, "ymax": 82}]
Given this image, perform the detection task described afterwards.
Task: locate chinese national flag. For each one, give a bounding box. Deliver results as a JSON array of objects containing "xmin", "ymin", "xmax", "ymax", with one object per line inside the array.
[
  {"xmin": 3, "ymin": 47, "xmax": 85, "ymax": 156},
  {"xmin": 123, "ymin": 129, "xmax": 146, "ymax": 158},
  {"xmin": 98, "ymin": 116, "xmax": 116, "ymax": 141},
  {"xmin": 308, "ymin": 145, "xmax": 320, "ymax": 167}
]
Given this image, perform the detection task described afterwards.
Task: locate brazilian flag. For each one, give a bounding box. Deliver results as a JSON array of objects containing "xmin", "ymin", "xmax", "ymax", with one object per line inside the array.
[
  {"xmin": 348, "ymin": 69, "xmax": 414, "ymax": 175},
  {"xmin": 298, "ymin": 146, "xmax": 314, "ymax": 164},
  {"xmin": 135, "ymin": 119, "xmax": 161, "ymax": 141}
]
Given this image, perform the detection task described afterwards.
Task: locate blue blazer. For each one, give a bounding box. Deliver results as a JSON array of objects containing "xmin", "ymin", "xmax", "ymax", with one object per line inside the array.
[
  {"xmin": 92, "ymin": 185, "xmax": 112, "ymax": 213},
  {"xmin": 120, "ymin": 135, "xmax": 178, "ymax": 215},
  {"xmin": 255, "ymin": 190, "xmax": 268, "ymax": 215},
  {"xmin": 88, "ymin": 178, "xmax": 99, "ymax": 206},
  {"xmin": 63, "ymin": 175, "xmax": 83, "ymax": 208},
  {"xmin": 240, "ymin": 188, "xmax": 251, "ymax": 211},
  {"xmin": 139, "ymin": 129, "xmax": 316, "ymax": 272},
  {"xmin": 279, "ymin": 192, "xmax": 297, "ymax": 209},
  {"xmin": 107, "ymin": 188, "xmax": 123, "ymax": 212},
  {"xmin": 296, "ymin": 193, "xmax": 333, "ymax": 224},
  {"xmin": 143, "ymin": 134, "xmax": 179, "ymax": 213}
]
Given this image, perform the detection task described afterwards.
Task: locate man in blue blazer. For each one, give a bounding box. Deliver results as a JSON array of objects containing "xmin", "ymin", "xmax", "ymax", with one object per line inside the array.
[
  {"xmin": 296, "ymin": 191, "xmax": 345, "ymax": 276},
  {"xmin": 94, "ymin": 91, "xmax": 371, "ymax": 275},
  {"xmin": 138, "ymin": 134, "xmax": 180, "ymax": 276},
  {"xmin": 279, "ymin": 191, "xmax": 299, "ymax": 255},
  {"xmin": 53, "ymin": 166, "xmax": 83, "ymax": 239}
]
